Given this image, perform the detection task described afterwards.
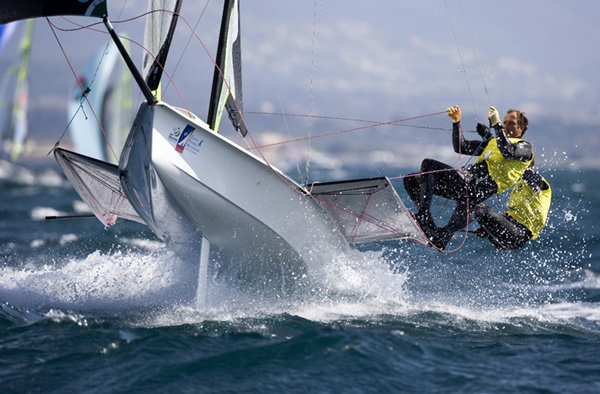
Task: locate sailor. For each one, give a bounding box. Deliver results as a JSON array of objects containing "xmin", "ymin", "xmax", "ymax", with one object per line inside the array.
[
  {"xmin": 404, "ymin": 105, "xmax": 534, "ymax": 250},
  {"xmin": 471, "ymin": 167, "xmax": 551, "ymax": 250}
]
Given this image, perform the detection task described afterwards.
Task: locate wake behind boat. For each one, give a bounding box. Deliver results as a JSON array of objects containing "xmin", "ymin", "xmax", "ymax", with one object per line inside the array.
[{"xmin": 0, "ymin": 0, "xmax": 427, "ymax": 305}]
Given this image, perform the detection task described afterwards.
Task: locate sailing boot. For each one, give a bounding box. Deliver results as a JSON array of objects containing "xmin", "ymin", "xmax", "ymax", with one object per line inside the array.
[{"xmin": 427, "ymin": 227, "xmax": 454, "ymax": 250}]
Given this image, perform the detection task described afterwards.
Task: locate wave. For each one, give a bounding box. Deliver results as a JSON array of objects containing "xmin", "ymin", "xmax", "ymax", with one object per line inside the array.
[{"xmin": 0, "ymin": 245, "xmax": 597, "ymax": 336}]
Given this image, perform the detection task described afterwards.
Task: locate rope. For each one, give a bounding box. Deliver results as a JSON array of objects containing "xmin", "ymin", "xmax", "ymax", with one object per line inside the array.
[
  {"xmin": 456, "ymin": 0, "xmax": 491, "ymax": 106},
  {"xmin": 248, "ymin": 111, "xmax": 447, "ymax": 150},
  {"xmin": 247, "ymin": 111, "xmax": 453, "ymax": 131},
  {"xmin": 46, "ymin": 18, "xmax": 106, "ymax": 154},
  {"xmin": 46, "ymin": 5, "xmax": 492, "ymax": 253}
]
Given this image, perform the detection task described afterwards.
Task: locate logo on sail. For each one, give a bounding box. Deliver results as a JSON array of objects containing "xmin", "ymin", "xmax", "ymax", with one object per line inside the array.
[{"xmin": 175, "ymin": 125, "xmax": 196, "ymax": 153}]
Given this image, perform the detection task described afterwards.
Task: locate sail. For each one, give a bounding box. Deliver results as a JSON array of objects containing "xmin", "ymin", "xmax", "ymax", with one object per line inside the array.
[
  {"xmin": 54, "ymin": 147, "xmax": 143, "ymax": 227},
  {"xmin": 8, "ymin": 19, "xmax": 34, "ymax": 162},
  {"xmin": 103, "ymin": 34, "xmax": 133, "ymax": 162},
  {"xmin": 0, "ymin": 0, "xmax": 107, "ymax": 24},
  {"xmin": 67, "ymin": 40, "xmax": 120, "ymax": 162},
  {"xmin": 311, "ymin": 177, "xmax": 429, "ymax": 245},
  {"xmin": 207, "ymin": 0, "xmax": 247, "ymax": 136},
  {"xmin": 0, "ymin": 22, "xmax": 20, "ymax": 159},
  {"xmin": 0, "ymin": 22, "xmax": 18, "ymax": 55},
  {"xmin": 142, "ymin": 0, "xmax": 182, "ymax": 98},
  {"xmin": 0, "ymin": 20, "xmax": 33, "ymax": 162}
]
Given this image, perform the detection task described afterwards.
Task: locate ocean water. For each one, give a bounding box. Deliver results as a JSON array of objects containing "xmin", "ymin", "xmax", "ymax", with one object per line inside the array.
[{"xmin": 0, "ymin": 161, "xmax": 599, "ymax": 393}]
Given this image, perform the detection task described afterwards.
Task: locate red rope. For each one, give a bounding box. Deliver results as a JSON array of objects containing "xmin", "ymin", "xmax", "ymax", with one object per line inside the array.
[
  {"xmin": 47, "ymin": 10, "xmax": 476, "ymax": 252},
  {"xmin": 249, "ymin": 111, "xmax": 447, "ymax": 150}
]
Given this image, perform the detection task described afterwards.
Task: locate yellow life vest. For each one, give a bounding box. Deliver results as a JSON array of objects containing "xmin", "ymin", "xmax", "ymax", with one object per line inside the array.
[
  {"xmin": 506, "ymin": 176, "xmax": 552, "ymax": 239},
  {"xmin": 477, "ymin": 138, "xmax": 533, "ymax": 194}
]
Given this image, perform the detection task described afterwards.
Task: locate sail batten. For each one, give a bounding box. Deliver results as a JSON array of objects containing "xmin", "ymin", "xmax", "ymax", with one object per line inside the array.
[
  {"xmin": 0, "ymin": 0, "xmax": 108, "ymax": 24},
  {"xmin": 207, "ymin": 0, "xmax": 247, "ymax": 136}
]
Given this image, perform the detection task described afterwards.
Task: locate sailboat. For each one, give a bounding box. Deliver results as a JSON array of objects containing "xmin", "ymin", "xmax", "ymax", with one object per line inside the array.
[
  {"xmin": 67, "ymin": 39, "xmax": 132, "ymax": 163},
  {"xmin": 0, "ymin": 19, "xmax": 34, "ymax": 163},
  {"xmin": 0, "ymin": 0, "xmax": 427, "ymax": 304}
]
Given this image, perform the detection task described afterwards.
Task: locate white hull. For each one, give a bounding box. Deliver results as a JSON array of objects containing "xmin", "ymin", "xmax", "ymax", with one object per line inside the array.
[{"xmin": 119, "ymin": 102, "xmax": 350, "ymax": 286}]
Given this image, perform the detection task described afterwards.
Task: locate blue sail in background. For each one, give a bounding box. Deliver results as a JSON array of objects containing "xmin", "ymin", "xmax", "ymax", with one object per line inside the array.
[
  {"xmin": 67, "ymin": 41, "xmax": 118, "ymax": 162},
  {"xmin": 67, "ymin": 39, "xmax": 132, "ymax": 163},
  {"xmin": 0, "ymin": 22, "xmax": 18, "ymax": 55}
]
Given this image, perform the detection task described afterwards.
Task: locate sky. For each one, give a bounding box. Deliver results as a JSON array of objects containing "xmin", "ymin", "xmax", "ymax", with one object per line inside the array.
[
  {"xmin": 1, "ymin": 0, "xmax": 599, "ymax": 162},
  {"xmin": 238, "ymin": 0, "xmax": 600, "ymax": 125}
]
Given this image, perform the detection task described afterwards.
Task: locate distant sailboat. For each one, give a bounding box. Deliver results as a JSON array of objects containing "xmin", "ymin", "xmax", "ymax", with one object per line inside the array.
[
  {"xmin": 0, "ymin": 0, "xmax": 427, "ymax": 304},
  {"xmin": 0, "ymin": 19, "xmax": 33, "ymax": 163},
  {"xmin": 67, "ymin": 38, "xmax": 132, "ymax": 163}
]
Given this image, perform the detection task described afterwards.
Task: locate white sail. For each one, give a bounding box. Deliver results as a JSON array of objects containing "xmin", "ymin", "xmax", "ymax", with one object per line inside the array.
[
  {"xmin": 311, "ymin": 178, "xmax": 428, "ymax": 245},
  {"xmin": 54, "ymin": 147, "xmax": 143, "ymax": 226},
  {"xmin": 142, "ymin": 0, "xmax": 181, "ymax": 98},
  {"xmin": 207, "ymin": 0, "xmax": 247, "ymax": 136}
]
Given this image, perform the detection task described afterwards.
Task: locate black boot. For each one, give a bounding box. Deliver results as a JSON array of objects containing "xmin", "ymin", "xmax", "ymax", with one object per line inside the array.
[{"xmin": 427, "ymin": 227, "xmax": 453, "ymax": 250}]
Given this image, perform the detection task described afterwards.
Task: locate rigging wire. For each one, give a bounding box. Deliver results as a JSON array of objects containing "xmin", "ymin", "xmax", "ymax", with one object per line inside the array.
[
  {"xmin": 46, "ymin": 18, "xmax": 107, "ymax": 154},
  {"xmin": 304, "ymin": 0, "xmax": 323, "ymax": 184},
  {"xmin": 162, "ymin": 0, "xmax": 210, "ymax": 98},
  {"xmin": 49, "ymin": 3, "xmax": 497, "ymax": 251},
  {"xmin": 247, "ymin": 111, "xmax": 447, "ymax": 150},
  {"xmin": 443, "ymin": 0, "xmax": 477, "ymax": 121},
  {"xmin": 398, "ymin": 0, "xmax": 502, "ymax": 252},
  {"xmin": 51, "ymin": 10, "xmax": 194, "ymax": 115},
  {"xmin": 457, "ymin": 0, "xmax": 492, "ymax": 107},
  {"xmin": 242, "ymin": 1, "xmax": 304, "ymax": 181}
]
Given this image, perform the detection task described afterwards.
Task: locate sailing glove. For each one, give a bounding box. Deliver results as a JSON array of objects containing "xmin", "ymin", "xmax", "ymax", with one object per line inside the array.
[
  {"xmin": 446, "ymin": 105, "xmax": 461, "ymax": 123},
  {"xmin": 488, "ymin": 106, "xmax": 501, "ymax": 127}
]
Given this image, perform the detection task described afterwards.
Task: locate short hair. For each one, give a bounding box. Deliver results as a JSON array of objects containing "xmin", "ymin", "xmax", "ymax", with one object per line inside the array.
[{"xmin": 507, "ymin": 108, "xmax": 528, "ymax": 135}]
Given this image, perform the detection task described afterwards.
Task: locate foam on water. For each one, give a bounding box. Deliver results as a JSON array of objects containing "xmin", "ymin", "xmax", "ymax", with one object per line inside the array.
[
  {"xmin": 0, "ymin": 248, "xmax": 196, "ymax": 312},
  {"xmin": 0, "ymin": 201, "xmax": 597, "ymax": 335}
]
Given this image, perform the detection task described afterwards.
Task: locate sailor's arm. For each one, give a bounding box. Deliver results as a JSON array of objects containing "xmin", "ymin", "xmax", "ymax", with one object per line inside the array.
[{"xmin": 448, "ymin": 105, "xmax": 486, "ymax": 155}]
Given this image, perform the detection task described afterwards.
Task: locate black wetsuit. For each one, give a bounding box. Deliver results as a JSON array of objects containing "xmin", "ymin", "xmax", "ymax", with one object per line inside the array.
[
  {"xmin": 404, "ymin": 121, "xmax": 533, "ymax": 249},
  {"xmin": 473, "ymin": 169, "xmax": 548, "ymax": 251}
]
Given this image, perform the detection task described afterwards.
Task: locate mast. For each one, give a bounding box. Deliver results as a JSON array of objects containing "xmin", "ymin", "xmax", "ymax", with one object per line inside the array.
[
  {"xmin": 207, "ymin": 0, "xmax": 247, "ymax": 136},
  {"xmin": 104, "ymin": 18, "xmax": 157, "ymax": 105}
]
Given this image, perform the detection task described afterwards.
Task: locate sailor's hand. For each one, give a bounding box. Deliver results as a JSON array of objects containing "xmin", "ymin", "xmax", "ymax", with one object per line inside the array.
[
  {"xmin": 446, "ymin": 105, "xmax": 461, "ymax": 123},
  {"xmin": 476, "ymin": 122, "xmax": 492, "ymax": 140},
  {"xmin": 488, "ymin": 106, "xmax": 501, "ymax": 127}
]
